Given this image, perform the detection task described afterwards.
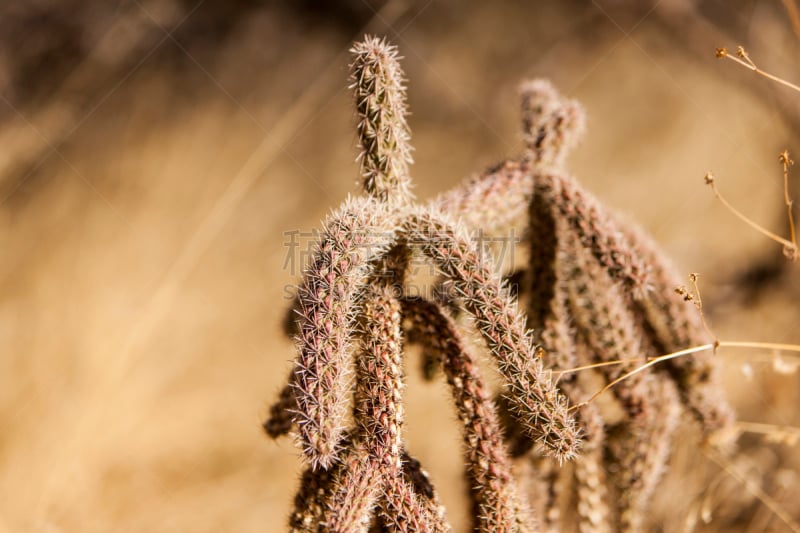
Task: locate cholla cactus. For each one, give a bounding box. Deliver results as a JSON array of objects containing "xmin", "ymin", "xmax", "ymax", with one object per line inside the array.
[
  {"xmin": 265, "ymin": 35, "xmax": 733, "ymax": 532},
  {"xmin": 467, "ymin": 80, "xmax": 734, "ymax": 531}
]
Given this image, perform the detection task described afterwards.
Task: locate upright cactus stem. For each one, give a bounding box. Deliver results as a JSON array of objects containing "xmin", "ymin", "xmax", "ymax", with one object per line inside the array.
[
  {"xmin": 519, "ymin": 79, "xmax": 585, "ymax": 169},
  {"xmin": 350, "ymin": 36, "xmax": 414, "ymax": 205}
]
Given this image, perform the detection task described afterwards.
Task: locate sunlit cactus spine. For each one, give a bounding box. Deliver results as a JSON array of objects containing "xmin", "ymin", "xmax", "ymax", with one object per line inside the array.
[{"xmin": 264, "ymin": 34, "xmax": 734, "ymax": 533}]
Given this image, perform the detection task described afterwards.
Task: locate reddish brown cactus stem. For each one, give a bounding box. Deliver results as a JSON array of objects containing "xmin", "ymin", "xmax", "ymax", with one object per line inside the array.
[
  {"xmin": 519, "ymin": 79, "xmax": 586, "ymax": 170},
  {"xmin": 324, "ymin": 444, "xmax": 384, "ymax": 532},
  {"xmin": 611, "ymin": 379, "xmax": 681, "ymax": 533},
  {"xmin": 573, "ymin": 401, "xmax": 612, "ymax": 533},
  {"xmin": 534, "ymin": 172, "xmax": 650, "ymax": 294},
  {"xmin": 562, "ymin": 230, "xmax": 653, "ymax": 417},
  {"xmin": 404, "ymin": 209, "xmax": 581, "ymax": 462},
  {"xmin": 351, "ymin": 36, "xmax": 414, "ymax": 205},
  {"xmin": 434, "ymin": 161, "xmax": 534, "ymax": 234},
  {"xmin": 291, "ymin": 197, "xmax": 394, "ymax": 469},
  {"xmin": 365, "ymin": 283, "xmax": 444, "ymax": 531},
  {"xmin": 620, "ymin": 221, "xmax": 734, "ymax": 434},
  {"xmin": 403, "ymin": 296, "xmax": 534, "ymax": 532}
]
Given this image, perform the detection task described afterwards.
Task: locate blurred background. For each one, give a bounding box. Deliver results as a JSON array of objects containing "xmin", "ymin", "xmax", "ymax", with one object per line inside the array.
[{"xmin": 1, "ymin": 0, "xmax": 799, "ymax": 531}]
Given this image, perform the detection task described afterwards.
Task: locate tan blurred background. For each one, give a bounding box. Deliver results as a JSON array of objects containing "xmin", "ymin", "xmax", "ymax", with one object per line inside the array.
[{"xmin": 1, "ymin": 1, "xmax": 799, "ymax": 531}]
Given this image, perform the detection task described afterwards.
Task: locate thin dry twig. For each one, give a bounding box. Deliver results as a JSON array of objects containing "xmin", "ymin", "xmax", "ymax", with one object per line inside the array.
[
  {"xmin": 780, "ymin": 150, "xmax": 798, "ymax": 253},
  {"xmin": 569, "ymin": 340, "xmax": 800, "ymax": 410},
  {"xmin": 734, "ymin": 421, "xmax": 800, "ymax": 446},
  {"xmin": 716, "ymin": 45, "xmax": 800, "ymax": 94},
  {"xmin": 675, "ymin": 272, "xmax": 719, "ymax": 351},
  {"xmin": 703, "ymin": 447, "xmax": 800, "ymax": 533},
  {"xmin": 704, "ymin": 172, "xmax": 799, "ymax": 260}
]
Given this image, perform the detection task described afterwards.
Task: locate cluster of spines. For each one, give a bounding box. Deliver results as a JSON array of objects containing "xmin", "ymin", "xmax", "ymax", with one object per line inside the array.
[
  {"xmin": 266, "ymin": 34, "xmax": 735, "ymax": 533},
  {"xmin": 291, "ymin": 196, "xmax": 394, "ymax": 469},
  {"xmin": 403, "ymin": 296, "xmax": 534, "ymax": 532},
  {"xmin": 350, "ymin": 36, "xmax": 414, "ymax": 205},
  {"xmin": 489, "ymin": 79, "xmax": 733, "ymax": 531},
  {"xmin": 266, "ymin": 36, "xmax": 583, "ymax": 532}
]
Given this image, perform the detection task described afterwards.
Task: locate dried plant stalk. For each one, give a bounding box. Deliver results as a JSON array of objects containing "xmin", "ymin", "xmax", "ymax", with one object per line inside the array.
[{"xmin": 621, "ymin": 220, "xmax": 734, "ymax": 434}]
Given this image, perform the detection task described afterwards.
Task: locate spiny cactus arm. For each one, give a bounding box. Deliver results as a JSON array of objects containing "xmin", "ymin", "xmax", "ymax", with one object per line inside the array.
[
  {"xmin": 354, "ymin": 284, "xmax": 405, "ymax": 470},
  {"xmin": 271, "ymin": 247, "xmax": 407, "ymax": 444},
  {"xmin": 562, "ymin": 231, "xmax": 655, "ymax": 416},
  {"xmin": 402, "ymin": 296, "xmax": 535, "ymax": 532},
  {"xmin": 572, "ymin": 400, "xmax": 612, "ymax": 533},
  {"xmin": 530, "ymin": 211, "xmax": 580, "ymax": 373},
  {"xmin": 507, "ymin": 211, "xmax": 580, "ymax": 452},
  {"xmin": 620, "ymin": 221, "xmax": 734, "ymax": 434},
  {"xmin": 291, "ymin": 196, "xmax": 394, "ymax": 469},
  {"xmin": 519, "ymin": 455, "xmax": 564, "ymax": 533},
  {"xmin": 535, "ymin": 308, "xmax": 612, "ymax": 533},
  {"xmin": 400, "ymin": 453, "xmax": 450, "ymax": 532},
  {"xmin": 527, "ymin": 242, "xmax": 611, "ymax": 533},
  {"xmin": 524, "ymin": 173, "xmax": 560, "ymax": 330},
  {"xmin": 350, "ymin": 36, "xmax": 414, "ymax": 205},
  {"xmin": 323, "ymin": 445, "xmax": 384, "ymax": 533},
  {"xmin": 534, "ymin": 172, "xmax": 650, "ymax": 294},
  {"xmin": 609, "ymin": 379, "xmax": 681, "ymax": 533},
  {"xmin": 495, "ymin": 392, "xmax": 536, "ymax": 459},
  {"xmin": 433, "ymin": 161, "xmax": 533, "ymax": 234},
  {"xmin": 403, "ymin": 209, "xmax": 581, "ymax": 463},
  {"xmin": 354, "ymin": 284, "xmax": 444, "ymax": 532},
  {"xmin": 379, "ymin": 474, "xmax": 444, "ymax": 533},
  {"xmin": 519, "ymin": 79, "xmax": 586, "ymax": 169}
]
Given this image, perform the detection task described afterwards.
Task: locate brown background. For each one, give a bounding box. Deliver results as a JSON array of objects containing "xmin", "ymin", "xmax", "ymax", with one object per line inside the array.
[{"xmin": 1, "ymin": 1, "xmax": 799, "ymax": 531}]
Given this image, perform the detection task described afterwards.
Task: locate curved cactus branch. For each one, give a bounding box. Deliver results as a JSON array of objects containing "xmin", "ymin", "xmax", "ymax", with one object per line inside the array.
[
  {"xmin": 404, "ymin": 208, "xmax": 581, "ymax": 462},
  {"xmin": 291, "ymin": 197, "xmax": 394, "ymax": 469}
]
